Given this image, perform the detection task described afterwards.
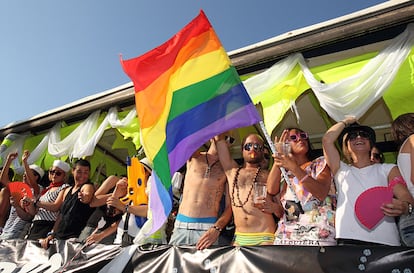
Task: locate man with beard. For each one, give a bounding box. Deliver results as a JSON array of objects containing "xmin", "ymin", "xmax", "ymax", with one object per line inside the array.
[{"xmin": 214, "ymin": 133, "xmax": 282, "ymax": 246}]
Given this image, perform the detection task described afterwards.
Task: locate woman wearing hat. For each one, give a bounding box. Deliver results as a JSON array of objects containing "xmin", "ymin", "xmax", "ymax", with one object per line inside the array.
[
  {"xmin": 322, "ymin": 116, "xmax": 414, "ymax": 246},
  {"xmin": 23, "ymin": 159, "xmax": 71, "ymax": 240},
  {"xmin": 0, "ymin": 151, "xmax": 44, "ymax": 239}
]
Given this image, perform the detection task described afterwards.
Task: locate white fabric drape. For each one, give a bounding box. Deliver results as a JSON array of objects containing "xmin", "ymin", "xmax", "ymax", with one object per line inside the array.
[
  {"xmin": 244, "ymin": 23, "xmax": 414, "ymax": 132},
  {"xmin": 301, "ymin": 23, "xmax": 414, "ymax": 122},
  {"xmin": 0, "ymin": 107, "xmax": 137, "ymax": 174}
]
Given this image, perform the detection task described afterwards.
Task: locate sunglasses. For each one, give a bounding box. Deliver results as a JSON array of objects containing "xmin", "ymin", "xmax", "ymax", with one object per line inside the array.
[
  {"xmin": 243, "ymin": 143, "xmax": 264, "ymax": 152},
  {"xmin": 225, "ymin": 136, "xmax": 235, "ymax": 144},
  {"xmin": 288, "ymin": 132, "xmax": 308, "ymax": 142},
  {"xmin": 49, "ymin": 170, "xmax": 63, "ymax": 177},
  {"xmin": 346, "ymin": 130, "xmax": 371, "ymax": 142}
]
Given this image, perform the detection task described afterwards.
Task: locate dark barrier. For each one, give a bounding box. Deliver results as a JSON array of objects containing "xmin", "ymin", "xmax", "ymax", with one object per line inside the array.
[{"xmin": 1, "ymin": 240, "xmax": 413, "ymax": 273}]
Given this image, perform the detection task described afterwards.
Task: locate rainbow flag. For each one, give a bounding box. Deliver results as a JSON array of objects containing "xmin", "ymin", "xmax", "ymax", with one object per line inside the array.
[{"xmin": 121, "ymin": 10, "xmax": 261, "ymax": 237}]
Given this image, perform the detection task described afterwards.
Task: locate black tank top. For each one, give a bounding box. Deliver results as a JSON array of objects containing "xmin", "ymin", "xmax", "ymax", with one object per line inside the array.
[{"xmin": 55, "ymin": 183, "xmax": 95, "ymax": 240}]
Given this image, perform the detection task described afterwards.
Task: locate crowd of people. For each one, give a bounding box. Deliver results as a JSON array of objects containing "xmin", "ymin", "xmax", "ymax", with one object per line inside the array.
[{"xmin": 0, "ymin": 113, "xmax": 413, "ymax": 249}]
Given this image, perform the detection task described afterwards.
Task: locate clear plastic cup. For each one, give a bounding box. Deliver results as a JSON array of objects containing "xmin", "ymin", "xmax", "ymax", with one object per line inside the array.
[
  {"xmin": 275, "ymin": 142, "xmax": 291, "ymax": 156},
  {"xmin": 253, "ymin": 183, "xmax": 267, "ymax": 204}
]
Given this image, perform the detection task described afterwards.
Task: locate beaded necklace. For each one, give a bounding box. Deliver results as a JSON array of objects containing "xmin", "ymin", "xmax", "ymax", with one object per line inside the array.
[
  {"xmin": 231, "ymin": 166, "xmax": 261, "ymax": 208},
  {"xmin": 204, "ymin": 153, "xmax": 219, "ymax": 178}
]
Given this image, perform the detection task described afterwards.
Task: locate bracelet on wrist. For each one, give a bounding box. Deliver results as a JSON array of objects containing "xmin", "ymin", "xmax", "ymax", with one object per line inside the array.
[
  {"xmin": 46, "ymin": 231, "xmax": 55, "ymax": 237},
  {"xmin": 405, "ymin": 201, "xmax": 413, "ymax": 216},
  {"xmin": 211, "ymin": 225, "xmax": 222, "ymax": 232}
]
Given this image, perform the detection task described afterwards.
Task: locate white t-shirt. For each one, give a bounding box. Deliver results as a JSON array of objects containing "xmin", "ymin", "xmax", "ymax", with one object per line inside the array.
[
  {"xmin": 335, "ymin": 162, "xmax": 400, "ymax": 246},
  {"xmin": 397, "ymin": 136, "xmax": 414, "ymax": 197}
]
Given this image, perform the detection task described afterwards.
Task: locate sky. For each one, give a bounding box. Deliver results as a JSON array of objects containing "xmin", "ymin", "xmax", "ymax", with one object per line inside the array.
[{"xmin": 0, "ymin": 0, "xmax": 389, "ymax": 128}]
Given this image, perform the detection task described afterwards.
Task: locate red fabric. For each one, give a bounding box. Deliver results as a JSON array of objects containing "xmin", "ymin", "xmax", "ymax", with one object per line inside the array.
[{"xmin": 41, "ymin": 182, "xmax": 64, "ymax": 196}]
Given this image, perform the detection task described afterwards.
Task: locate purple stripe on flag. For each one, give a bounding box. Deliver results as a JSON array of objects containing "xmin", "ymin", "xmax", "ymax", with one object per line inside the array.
[
  {"xmin": 146, "ymin": 171, "xmax": 172, "ymax": 235},
  {"xmin": 168, "ymin": 103, "xmax": 260, "ymax": 174}
]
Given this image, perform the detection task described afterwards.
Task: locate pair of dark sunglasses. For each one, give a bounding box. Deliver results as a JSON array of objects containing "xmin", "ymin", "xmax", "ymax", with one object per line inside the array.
[
  {"xmin": 346, "ymin": 130, "xmax": 371, "ymax": 142},
  {"xmin": 288, "ymin": 132, "xmax": 308, "ymax": 142},
  {"xmin": 225, "ymin": 136, "xmax": 235, "ymax": 144},
  {"xmin": 49, "ymin": 170, "xmax": 63, "ymax": 176},
  {"xmin": 244, "ymin": 143, "xmax": 264, "ymax": 152}
]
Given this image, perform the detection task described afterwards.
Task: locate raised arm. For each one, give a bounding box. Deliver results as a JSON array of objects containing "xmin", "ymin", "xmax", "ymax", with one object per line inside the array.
[
  {"xmin": 214, "ymin": 134, "xmax": 238, "ymax": 175},
  {"xmin": 22, "ymin": 150, "xmax": 40, "ymax": 196},
  {"xmin": 322, "ymin": 117, "xmax": 356, "ymax": 175},
  {"xmin": 267, "ymin": 155, "xmax": 282, "ymax": 196},
  {"xmin": 0, "ymin": 152, "xmax": 17, "ymax": 186}
]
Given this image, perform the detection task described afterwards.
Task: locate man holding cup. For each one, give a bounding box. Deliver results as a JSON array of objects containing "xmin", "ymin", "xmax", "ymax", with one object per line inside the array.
[{"xmin": 215, "ymin": 133, "xmax": 283, "ymax": 246}]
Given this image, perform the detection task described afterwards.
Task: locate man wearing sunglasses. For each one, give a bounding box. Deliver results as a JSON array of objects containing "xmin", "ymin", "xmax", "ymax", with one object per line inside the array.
[
  {"xmin": 214, "ymin": 133, "xmax": 282, "ymax": 246},
  {"xmin": 169, "ymin": 136, "xmax": 234, "ymax": 250}
]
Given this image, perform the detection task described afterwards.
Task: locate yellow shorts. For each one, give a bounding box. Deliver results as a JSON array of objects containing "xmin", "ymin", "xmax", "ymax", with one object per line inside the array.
[{"xmin": 234, "ymin": 232, "xmax": 275, "ymax": 246}]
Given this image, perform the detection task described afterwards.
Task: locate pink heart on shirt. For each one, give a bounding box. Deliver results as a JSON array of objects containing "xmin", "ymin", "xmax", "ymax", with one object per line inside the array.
[{"xmin": 354, "ymin": 186, "xmax": 393, "ymax": 230}]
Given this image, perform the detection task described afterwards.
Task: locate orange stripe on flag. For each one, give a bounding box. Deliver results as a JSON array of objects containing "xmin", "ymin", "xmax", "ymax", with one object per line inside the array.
[{"xmin": 135, "ymin": 29, "xmax": 222, "ymax": 129}]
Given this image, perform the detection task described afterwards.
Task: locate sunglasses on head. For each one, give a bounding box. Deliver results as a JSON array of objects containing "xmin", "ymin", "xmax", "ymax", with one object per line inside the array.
[
  {"xmin": 49, "ymin": 170, "xmax": 63, "ymax": 177},
  {"xmin": 346, "ymin": 130, "xmax": 371, "ymax": 142},
  {"xmin": 288, "ymin": 132, "xmax": 308, "ymax": 142},
  {"xmin": 225, "ymin": 136, "xmax": 235, "ymax": 144},
  {"xmin": 243, "ymin": 143, "xmax": 264, "ymax": 152}
]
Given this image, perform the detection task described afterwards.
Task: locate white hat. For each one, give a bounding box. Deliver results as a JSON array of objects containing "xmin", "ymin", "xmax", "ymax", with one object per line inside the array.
[
  {"xmin": 140, "ymin": 157, "xmax": 153, "ymax": 173},
  {"xmin": 29, "ymin": 164, "xmax": 45, "ymax": 178},
  {"xmin": 53, "ymin": 160, "xmax": 71, "ymax": 173}
]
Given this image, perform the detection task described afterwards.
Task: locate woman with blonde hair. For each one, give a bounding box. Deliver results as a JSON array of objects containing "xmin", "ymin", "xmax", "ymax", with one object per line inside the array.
[{"xmin": 323, "ymin": 117, "xmax": 414, "ymax": 246}]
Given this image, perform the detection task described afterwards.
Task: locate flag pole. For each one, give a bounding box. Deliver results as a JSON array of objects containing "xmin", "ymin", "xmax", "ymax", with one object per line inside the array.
[{"xmin": 258, "ymin": 121, "xmax": 303, "ymax": 209}]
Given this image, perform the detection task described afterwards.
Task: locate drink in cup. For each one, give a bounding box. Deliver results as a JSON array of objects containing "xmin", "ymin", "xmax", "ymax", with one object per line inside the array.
[
  {"xmin": 253, "ymin": 182, "xmax": 267, "ymax": 204},
  {"xmin": 275, "ymin": 142, "xmax": 291, "ymax": 156}
]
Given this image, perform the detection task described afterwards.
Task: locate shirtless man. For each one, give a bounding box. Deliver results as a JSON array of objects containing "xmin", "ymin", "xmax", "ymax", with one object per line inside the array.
[
  {"xmin": 169, "ymin": 137, "xmax": 233, "ymax": 250},
  {"xmin": 214, "ymin": 133, "xmax": 281, "ymax": 246}
]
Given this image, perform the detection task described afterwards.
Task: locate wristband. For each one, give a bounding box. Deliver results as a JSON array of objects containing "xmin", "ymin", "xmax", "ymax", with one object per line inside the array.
[
  {"xmin": 211, "ymin": 225, "xmax": 222, "ymax": 232},
  {"xmin": 340, "ymin": 121, "xmax": 348, "ymax": 127},
  {"xmin": 47, "ymin": 231, "xmax": 55, "ymax": 237}
]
